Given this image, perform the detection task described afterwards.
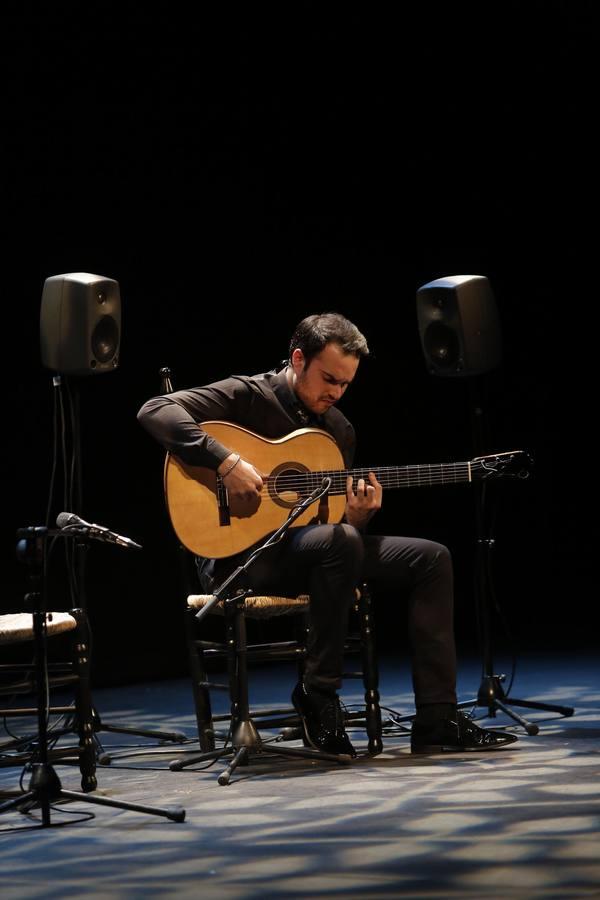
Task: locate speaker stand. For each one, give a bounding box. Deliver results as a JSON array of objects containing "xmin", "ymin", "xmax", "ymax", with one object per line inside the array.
[
  {"xmin": 458, "ymin": 378, "xmax": 574, "ymax": 733},
  {"xmin": 458, "ymin": 533, "xmax": 574, "ymax": 733}
]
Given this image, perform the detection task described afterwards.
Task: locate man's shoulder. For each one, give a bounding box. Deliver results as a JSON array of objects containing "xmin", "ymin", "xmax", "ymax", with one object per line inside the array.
[{"xmin": 227, "ymin": 371, "xmax": 279, "ymax": 395}]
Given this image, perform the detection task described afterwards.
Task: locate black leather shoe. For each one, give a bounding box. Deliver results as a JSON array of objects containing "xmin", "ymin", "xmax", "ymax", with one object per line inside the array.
[
  {"xmin": 411, "ymin": 710, "xmax": 519, "ymax": 754},
  {"xmin": 292, "ymin": 682, "xmax": 356, "ymax": 758}
]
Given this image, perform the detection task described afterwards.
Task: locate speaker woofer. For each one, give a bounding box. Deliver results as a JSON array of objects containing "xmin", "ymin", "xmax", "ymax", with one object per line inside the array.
[
  {"xmin": 91, "ymin": 315, "xmax": 120, "ymax": 365},
  {"xmin": 423, "ymin": 321, "xmax": 461, "ymax": 370}
]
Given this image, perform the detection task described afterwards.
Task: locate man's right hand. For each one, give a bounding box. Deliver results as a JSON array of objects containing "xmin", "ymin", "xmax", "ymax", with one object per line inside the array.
[{"xmin": 218, "ymin": 453, "xmax": 264, "ymax": 501}]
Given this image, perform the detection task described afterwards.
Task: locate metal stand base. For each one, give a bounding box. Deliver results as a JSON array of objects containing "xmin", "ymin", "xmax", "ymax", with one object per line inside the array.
[
  {"xmin": 168, "ymin": 718, "xmax": 351, "ymax": 786},
  {"xmin": 0, "ymin": 762, "xmax": 184, "ymax": 824},
  {"xmin": 458, "ymin": 673, "xmax": 574, "ymax": 736}
]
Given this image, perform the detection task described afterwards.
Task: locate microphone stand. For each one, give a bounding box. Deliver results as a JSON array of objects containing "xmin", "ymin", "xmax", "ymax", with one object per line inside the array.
[
  {"xmin": 0, "ymin": 527, "xmax": 185, "ymax": 826},
  {"xmin": 169, "ymin": 478, "xmax": 353, "ymax": 784},
  {"xmin": 62, "ymin": 520, "xmax": 188, "ymax": 757}
]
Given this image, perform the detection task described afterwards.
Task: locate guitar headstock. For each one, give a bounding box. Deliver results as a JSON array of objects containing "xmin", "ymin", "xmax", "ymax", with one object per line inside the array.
[{"xmin": 472, "ymin": 450, "xmax": 533, "ymax": 480}]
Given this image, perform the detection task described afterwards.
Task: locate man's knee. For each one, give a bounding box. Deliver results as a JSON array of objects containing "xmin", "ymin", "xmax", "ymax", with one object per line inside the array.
[
  {"xmin": 337, "ymin": 522, "xmax": 364, "ymax": 554},
  {"xmin": 423, "ymin": 541, "xmax": 453, "ymax": 578},
  {"xmin": 403, "ymin": 539, "xmax": 452, "ymax": 578},
  {"xmin": 326, "ymin": 523, "xmax": 364, "ymax": 572}
]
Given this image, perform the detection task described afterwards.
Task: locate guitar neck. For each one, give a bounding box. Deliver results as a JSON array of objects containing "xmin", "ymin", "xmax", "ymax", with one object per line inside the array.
[{"xmin": 276, "ymin": 461, "xmax": 478, "ymax": 496}]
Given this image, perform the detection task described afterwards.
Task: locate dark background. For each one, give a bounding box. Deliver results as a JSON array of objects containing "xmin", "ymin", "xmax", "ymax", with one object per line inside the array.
[{"xmin": 2, "ymin": 4, "xmax": 596, "ymax": 686}]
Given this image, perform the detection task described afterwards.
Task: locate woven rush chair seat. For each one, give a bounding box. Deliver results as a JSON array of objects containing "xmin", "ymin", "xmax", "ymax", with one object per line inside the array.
[
  {"xmin": 187, "ymin": 594, "xmax": 310, "ymax": 619},
  {"xmin": 0, "ymin": 612, "xmax": 78, "ymax": 645}
]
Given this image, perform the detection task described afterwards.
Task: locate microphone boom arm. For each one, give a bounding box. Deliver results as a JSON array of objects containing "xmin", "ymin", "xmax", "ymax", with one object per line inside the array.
[{"xmin": 195, "ymin": 477, "xmax": 332, "ymax": 622}]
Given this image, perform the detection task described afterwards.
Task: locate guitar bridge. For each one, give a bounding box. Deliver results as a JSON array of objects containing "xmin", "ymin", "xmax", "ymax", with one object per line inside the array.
[{"xmin": 216, "ymin": 478, "xmax": 230, "ymax": 527}]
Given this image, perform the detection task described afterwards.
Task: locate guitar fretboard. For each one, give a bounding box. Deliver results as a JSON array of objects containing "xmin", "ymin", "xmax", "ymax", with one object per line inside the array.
[{"xmin": 267, "ymin": 461, "xmax": 476, "ymax": 496}]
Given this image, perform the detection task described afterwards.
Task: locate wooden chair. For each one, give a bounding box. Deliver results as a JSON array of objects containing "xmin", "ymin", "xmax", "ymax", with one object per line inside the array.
[
  {"xmin": 170, "ymin": 581, "xmax": 383, "ymax": 784},
  {"xmin": 0, "ymin": 608, "xmax": 97, "ymax": 792}
]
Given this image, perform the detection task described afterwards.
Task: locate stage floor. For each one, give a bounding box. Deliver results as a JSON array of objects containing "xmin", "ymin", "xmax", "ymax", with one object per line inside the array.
[{"xmin": 1, "ymin": 652, "xmax": 599, "ymax": 899}]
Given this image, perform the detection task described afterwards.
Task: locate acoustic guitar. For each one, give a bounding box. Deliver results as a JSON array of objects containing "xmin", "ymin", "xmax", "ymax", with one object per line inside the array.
[{"xmin": 164, "ymin": 421, "xmax": 531, "ymax": 558}]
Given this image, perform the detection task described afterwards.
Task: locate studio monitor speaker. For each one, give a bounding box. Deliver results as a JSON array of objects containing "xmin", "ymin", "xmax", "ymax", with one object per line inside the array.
[
  {"xmin": 40, "ymin": 272, "xmax": 121, "ymax": 375},
  {"xmin": 416, "ymin": 274, "xmax": 502, "ymax": 376}
]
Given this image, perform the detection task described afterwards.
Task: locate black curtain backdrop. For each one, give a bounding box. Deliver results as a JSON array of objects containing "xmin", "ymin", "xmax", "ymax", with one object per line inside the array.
[{"xmin": 3, "ymin": 3, "xmax": 596, "ymax": 685}]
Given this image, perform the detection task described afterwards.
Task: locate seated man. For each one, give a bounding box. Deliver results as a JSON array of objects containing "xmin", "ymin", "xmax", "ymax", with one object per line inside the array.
[{"xmin": 137, "ymin": 312, "xmax": 517, "ymax": 756}]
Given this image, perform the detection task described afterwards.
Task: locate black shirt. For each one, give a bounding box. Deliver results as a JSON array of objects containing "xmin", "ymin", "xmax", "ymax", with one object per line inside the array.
[{"xmin": 137, "ymin": 366, "xmax": 356, "ymax": 468}]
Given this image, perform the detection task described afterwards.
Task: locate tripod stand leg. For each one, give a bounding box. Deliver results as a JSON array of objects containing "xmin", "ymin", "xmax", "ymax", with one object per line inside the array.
[
  {"xmin": 169, "ymin": 745, "xmax": 233, "ymax": 771},
  {"xmin": 490, "ymin": 699, "xmax": 539, "ymax": 735},
  {"xmin": 503, "ymin": 696, "xmax": 574, "ymax": 717},
  {"xmin": 266, "ymin": 743, "xmax": 352, "ymax": 764},
  {"xmin": 457, "ymin": 696, "xmax": 539, "ymax": 734},
  {"xmin": 59, "ymin": 789, "xmax": 185, "ymax": 821},
  {"xmin": 458, "ymin": 674, "xmax": 573, "ymax": 735},
  {"xmin": 96, "ymin": 720, "xmax": 187, "ymax": 742},
  {"xmin": 0, "ymin": 758, "xmax": 59, "ymax": 823},
  {"xmin": 0, "ymin": 763, "xmax": 186, "ymax": 824},
  {"xmin": 0, "ymin": 790, "xmax": 41, "ymax": 817},
  {"xmin": 90, "ymin": 707, "xmax": 188, "ymax": 764},
  {"xmin": 217, "ymin": 746, "xmax": 248, "ymax": 786}
]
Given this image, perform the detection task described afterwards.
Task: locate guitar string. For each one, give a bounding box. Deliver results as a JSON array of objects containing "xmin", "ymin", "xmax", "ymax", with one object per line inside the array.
[
  {"xmin": 262, "ymin": 463, "xmax": 474, "ymax": 486},
  {"xmin": 210, "ymin": 454, "xmax": 516, "ymax": 495},
  {"xmin": 242, "ymin": 463, "xmax": 477, "ymax": 497}
]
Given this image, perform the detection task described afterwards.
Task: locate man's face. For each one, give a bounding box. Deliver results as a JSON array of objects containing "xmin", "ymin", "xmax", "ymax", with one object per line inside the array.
[{"xmin": 290, "ymin": 342, "xmax": 359, "ymax": 415}]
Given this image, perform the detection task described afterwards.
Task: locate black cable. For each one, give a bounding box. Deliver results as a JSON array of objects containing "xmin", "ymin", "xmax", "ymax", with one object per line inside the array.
[
  {"xmin": 0, "ymin": 808, "xmax": 96, "ymax": 832},
  {"xmin": 45, "ymin": 376, "xmax": 61, "ymax": 529},
  {"xmin": 97, "ymin": 759, "xmax": 223, "ymax": 772},
  {"xmin": 65, "ymin": 378, "xmax": 79, "ymax": 517},
  {"xmin": 48, "ymin": 804, "xmax": 96, "ymax": 822}
]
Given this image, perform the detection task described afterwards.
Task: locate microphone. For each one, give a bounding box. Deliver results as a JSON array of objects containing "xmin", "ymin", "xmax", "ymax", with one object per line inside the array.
[
  {"xmin": 56, "ymin": 512, "xmax": 142, "ymax": 550},
  {"xmin": 306, "ymin": 476, "xmax": 332, "ymax": 503},
  {"xmin": 290, "ymin": 477, "xmax": 331, "ymax": 515}
]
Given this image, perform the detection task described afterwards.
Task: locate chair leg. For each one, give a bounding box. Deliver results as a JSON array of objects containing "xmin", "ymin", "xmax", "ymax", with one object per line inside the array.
[
  {"xmin": 70, "ymin": 609, "xmax": 97, "ymax": 791},
  {"xmin": 185, "ymin": 609, "xmax": 215, "ymax": 751},
  {"xmin": 357, "ymin": 584, "xmax": 383, "ymax": 755}
]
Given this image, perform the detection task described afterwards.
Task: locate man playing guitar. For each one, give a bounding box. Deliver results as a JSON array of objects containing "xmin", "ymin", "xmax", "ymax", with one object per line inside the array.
[{"xmin": 138, "ymin": 312, "xmax": 518, "ymax": 757}]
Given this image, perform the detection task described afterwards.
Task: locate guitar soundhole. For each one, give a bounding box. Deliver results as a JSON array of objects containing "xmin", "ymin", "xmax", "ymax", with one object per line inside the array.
[{"xmin": 269, "ymin": 462, "xmax": 311, "ymax": 509}]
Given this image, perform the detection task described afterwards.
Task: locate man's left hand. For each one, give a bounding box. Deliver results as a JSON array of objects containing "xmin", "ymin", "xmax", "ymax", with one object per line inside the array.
[{"xmin": 344, "ymin": 472, "xmax": 382, "ymax": 529}]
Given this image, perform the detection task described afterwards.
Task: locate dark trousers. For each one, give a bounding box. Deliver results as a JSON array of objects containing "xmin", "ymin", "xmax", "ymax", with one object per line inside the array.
[{"xmin": 232, "ymin": 523, "xmax": 457, "ymax": 707}]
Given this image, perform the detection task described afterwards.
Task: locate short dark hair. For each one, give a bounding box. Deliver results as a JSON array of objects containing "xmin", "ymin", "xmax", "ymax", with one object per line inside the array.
[{"xmin": 289, "ymin": 312, "xmax": 369, "ymax": 366}]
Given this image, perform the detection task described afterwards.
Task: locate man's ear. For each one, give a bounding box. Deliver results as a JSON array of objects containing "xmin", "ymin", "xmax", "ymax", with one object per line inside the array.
[{"xmin": 291, "ymin": 348, "xmax": 305, "ymax": 372}]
